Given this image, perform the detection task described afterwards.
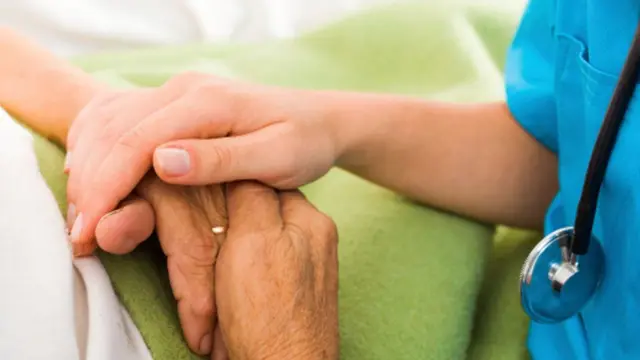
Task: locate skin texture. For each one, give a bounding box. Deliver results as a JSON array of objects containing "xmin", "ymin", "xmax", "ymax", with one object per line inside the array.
[
  {"xmin": 61, "ymin": 73, "xmax": 557, "ymax": 359},
  {"xmin": 134, "ymin": 177, "xmax": 228, "ymax": 357},
  {"xmin": 63, "ymin": 75, "xmax": 339, "ymax": 255},
  {"xmin": 0, "ymin": 28, "xmax": 340, "ymax": 359},
  {"xmin": 0, "ymin": 22, "xmax": 559, "ymax": 359},
  {"xmin": 64, "ymin": 72, "xmax": 558, "ymax": 255},
  {"xmin": 218, "ymin": 182, "xmax": 339, "ymax": 360}
]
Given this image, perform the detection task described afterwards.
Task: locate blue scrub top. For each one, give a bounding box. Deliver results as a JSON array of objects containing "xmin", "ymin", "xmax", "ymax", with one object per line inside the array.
[{"xmin": 505, "ymin": 0, "xmax": 640, "ymax": 358}]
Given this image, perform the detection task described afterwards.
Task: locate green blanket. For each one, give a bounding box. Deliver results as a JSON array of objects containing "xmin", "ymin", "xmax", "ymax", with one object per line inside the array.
[{"xmin": 32, "ymin": 2, "xmax": 540, "ymax": 359}]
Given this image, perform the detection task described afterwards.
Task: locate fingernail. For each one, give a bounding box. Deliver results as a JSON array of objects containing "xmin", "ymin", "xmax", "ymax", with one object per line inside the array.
[
  {"xmin": 72, "ymin": 241, "xmax": 94, "ymax": 258},
  {"xmin": 70, "ymin": 213, "xmax": 84, "ymax": 243},
  {"xmin": 155, "ymin": 148, "xmax": 191, "ymax": 176},
  {"xmin": 199, "ymin": 333, "xmax": 212, "ymax": 354},
  {"xmin": 98, "ymin": 208, "xmax": 122, "ymax": 225},
  {"xmin": 67, "ymin": 203, "xmax": 76, "ymax": 226},
  {"xmin": 64, "ymin": 152, "xmax": 71, "ymax": 173}
]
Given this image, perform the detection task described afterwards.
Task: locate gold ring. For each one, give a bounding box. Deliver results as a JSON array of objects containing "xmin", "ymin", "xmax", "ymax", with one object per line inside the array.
[{"xmin": 211, "ymin": 226, "xmax": 226, "ymax": 235}]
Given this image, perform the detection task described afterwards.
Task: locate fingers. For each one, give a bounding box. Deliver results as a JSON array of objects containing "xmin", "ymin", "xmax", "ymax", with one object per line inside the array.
[
  {"xmin": 279, "ymin": 189, "xmax": 332, "ymax": 232},
  {"xmin": 225, "ymin": 181, "xmax": 282, "ymax": 234},
  {"xmin": 94, "ymin": 196, "xmax": 155, "ymax": 255},
  {"xmin": 63, "ymin": 152, "xmax": 71, "ymax": 173},
  {"xmin": 66, "ymin": 92, "xmax": 121, "ymax": 153},
  {"xmin": 280, "ymin": 190, "xmax": 339, "ymax": 257},
  {"xmin": 72, "ymin": 94, "xmax": 236, "ymax": 250},
  {"xmin": 211, "ymin": 325, "xmax": 229, "ymax": 360},
  {"xmin": 66, "ymin": 90, "xmax": 165, "ymax": 249},
  {"xmin": 153, "ymin": 125, "xmax": 295, "ymax": 186},
  {"xmin": 177, "ymin": 299, "xmax": 215, "ymax": 355},
  {"xmin": 137, "ymin": 177, "xmax": 222, "ymax": 356},
  {"xmin": 279, "ymin": 190, "xmax": 317, "ymax": 220}
]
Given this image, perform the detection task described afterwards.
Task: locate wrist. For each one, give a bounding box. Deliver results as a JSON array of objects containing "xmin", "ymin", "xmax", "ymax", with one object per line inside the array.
[
  {"xmin": 238, "ymin": 323, "xmax": 338, "ymax": 360},
  {"xmin": 318, "ymin": 91, "xmax": 418, "ymax": 170},
  {"xmin": 310, "ymin": 91, "xmax": 382, "ymax": 168},
  {"xmin": 251, "ymin": 341, "xmax": 338, "ymax": 360},
  {"xmin": 0, "ymin": 27, "xmax": 105, "ymax": 147}
]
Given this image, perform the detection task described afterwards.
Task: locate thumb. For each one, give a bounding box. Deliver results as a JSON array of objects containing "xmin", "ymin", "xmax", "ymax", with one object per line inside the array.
[
  {"xmin": 153, "ymin": 127, "xmax": 294, "ymax": 186},
  {"xmin": 94, "ymin": 195, "xmax": 155, "ymax": 255}
]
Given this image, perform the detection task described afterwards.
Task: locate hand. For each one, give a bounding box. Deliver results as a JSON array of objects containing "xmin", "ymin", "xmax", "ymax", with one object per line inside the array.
[
  {"xmin": 0, "ymin": 32, "xmax": 230, "ymax": 356},
  {"xmin": 87, "ymin": 176, "xmax": 228, "ymax": 357},
  {"xmin": 66, "ymin": 73, "xmax": 342, "ymax": 250},
  {"xmin": 215, "ymin": 181, "xmax": 339, "ymax": 360}
]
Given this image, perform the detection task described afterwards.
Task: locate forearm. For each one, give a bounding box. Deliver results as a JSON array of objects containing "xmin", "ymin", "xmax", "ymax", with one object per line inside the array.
[
  {"xmin": 0, "ymin": 27, "xmax": 103, "ymax": 147},
  {"xmin": 327, "ymin": 93, "xmax": 558, "ymax": 229}
]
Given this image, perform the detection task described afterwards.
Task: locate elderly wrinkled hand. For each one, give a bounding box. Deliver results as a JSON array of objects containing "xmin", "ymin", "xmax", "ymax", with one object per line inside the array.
[
  {"xmin": 216, "ymin": 181, "xmax": 339, "ymax": 360},
  {"xmin": 89, "ymin": 178, "xmax": 341, "ymax": 360},
  {"xmin": 72, "ymin": 173, "xmax": 228, "ymax": 357}
]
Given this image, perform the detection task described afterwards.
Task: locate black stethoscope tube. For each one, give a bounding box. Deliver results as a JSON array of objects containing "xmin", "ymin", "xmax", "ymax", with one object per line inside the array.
[
  {"xmin": 571, "ymin": 22, "xmax": 640, "ymax": 256},
  {"xmin": 519, "ymin": 20, "xmax": 640, "ymax": 326}
]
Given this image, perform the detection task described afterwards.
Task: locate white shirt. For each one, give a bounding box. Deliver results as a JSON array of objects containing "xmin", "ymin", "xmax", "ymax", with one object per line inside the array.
[{"xmin": 0, "ymin": 107, "xmax": 152, "ymax": 360}]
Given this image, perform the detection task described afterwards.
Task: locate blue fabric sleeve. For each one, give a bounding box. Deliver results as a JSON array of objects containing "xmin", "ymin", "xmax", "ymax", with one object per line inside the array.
[{"xmin": 505, "ymin": 0, "xmax": 558, "ymax": 153}]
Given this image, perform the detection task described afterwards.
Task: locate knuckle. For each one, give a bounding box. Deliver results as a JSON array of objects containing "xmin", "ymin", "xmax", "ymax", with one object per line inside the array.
[
  {"xmin": 178, "ymin": 237, "xmax": 217, "ymax": 268},
  {"xmin": 72, "ymin": 93, "xmax": 120, "ymax": 136},
  {"xmin": 207, "ymin": 144, "xmax": 234, "ymax": 174},
  {"xmin": 189, "ymin": 81, "xmax": 233, "ymax": 108},
  {"xmin": 166, "ymin": 80, "xmax": 240, "ymax": 139},
  {"xmin": 189, "ymin": 295, "xmax": 215, "ymax": 318},
  {"xmin": 94, "ymin": 121, "xmax": 120, "ymax": 144},
  {"xmin": 189, "ymin": 81, "xmax": 244, "ymax": 123},
  {"xmin": 286, "ymin": 221, "xmax": 312, "ymax": 242},
  {"xmin": 188, "ymin": 81, "xmax": 218, "ymax": 101},
  {"xmin": 81, "ymin": 92, "xmax": 123, "ymax": 122},
  {"xmin": 115, "ymin": 125, "xmax": 151, "ymax": 155},
  {"xmin": 315, "ymin": 212, "xmax": 339, "ymax": 246}
]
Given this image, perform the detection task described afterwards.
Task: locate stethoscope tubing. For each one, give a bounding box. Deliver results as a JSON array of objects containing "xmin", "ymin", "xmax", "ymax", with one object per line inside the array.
[
  {"xmin": 520, "ymin": 20, "xmax": 640, "ymax": 325},
  {"xmin": 571, "ymin": 22, "xmax": 640, "ymax": 256}
]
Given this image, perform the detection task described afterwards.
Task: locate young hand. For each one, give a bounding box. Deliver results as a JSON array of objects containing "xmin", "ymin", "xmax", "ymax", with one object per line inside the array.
[
  {"xmin": 66, "ymin": 73, "xmax": 341, "ymax": 254},
  {"xmin": 216, "ymin": 181, "xmax": 339, "ymax": 360}
]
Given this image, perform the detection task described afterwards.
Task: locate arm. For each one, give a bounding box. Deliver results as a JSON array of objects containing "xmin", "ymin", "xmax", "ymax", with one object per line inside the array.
[
  {"xmin": 327, "ymin": 0, "xmax": 559, "ymax": 230},
  {"xmin": 61, "ymin": 76, "xmax": 555, "ymax": 233},
  {"xmin": 0, "ymin": 29, "xmax": 228, "ymax": 356},
  {"xmin": 0, "ymin": 27, "xmax": 104, "ymax": 146},
  {"xmin": 57, "ymin": 0, "xmax": 558, "ymax": 240},
  {"xmin": 326, "ymin": 92, "xmax": 558, "ymax": 230}
]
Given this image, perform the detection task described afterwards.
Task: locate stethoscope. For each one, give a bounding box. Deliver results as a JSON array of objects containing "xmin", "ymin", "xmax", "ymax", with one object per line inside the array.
[{"xmin": 519, "ymin": 22, "xmax": 640, "ymax": 324}]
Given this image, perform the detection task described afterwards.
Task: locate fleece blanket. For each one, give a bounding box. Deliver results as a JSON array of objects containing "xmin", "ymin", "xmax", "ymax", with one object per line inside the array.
[{"xmin": 32, "ymin": 2, "xmax": 540, "ymax": 359}]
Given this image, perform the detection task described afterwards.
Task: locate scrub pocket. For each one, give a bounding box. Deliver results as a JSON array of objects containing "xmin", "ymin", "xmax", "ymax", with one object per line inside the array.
[{"xmin": 553, "ymin": 32, "xmax": 640, "ymax": 358}]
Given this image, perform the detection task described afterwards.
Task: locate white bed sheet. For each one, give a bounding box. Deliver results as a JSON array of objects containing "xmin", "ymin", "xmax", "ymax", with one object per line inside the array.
[{"xmin": 0, "ymin": 107, "xmax": 152, "ymax": 360}]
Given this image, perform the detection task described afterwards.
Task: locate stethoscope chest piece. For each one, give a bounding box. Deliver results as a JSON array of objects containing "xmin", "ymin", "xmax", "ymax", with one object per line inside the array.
[
  {"xmin": 518, "ymin": 20, "xmax": 640, "ymax": 325},
  {"xmin": 519, "ymin": 227, "xmax": 605, "ymax": 324}
]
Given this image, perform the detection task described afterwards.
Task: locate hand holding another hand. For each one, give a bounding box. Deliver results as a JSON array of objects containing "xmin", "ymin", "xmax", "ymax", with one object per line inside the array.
[
  {"xmin": 65, "ymin": 73, "xmax": 342, "ymax": 253},
  {"xmin": 64, "ymin": 72, "xmax": 341, "ymax": 359},
  {"xmin": 1, "ymin": 31, "xmax": 341, "ymax": 359}
]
